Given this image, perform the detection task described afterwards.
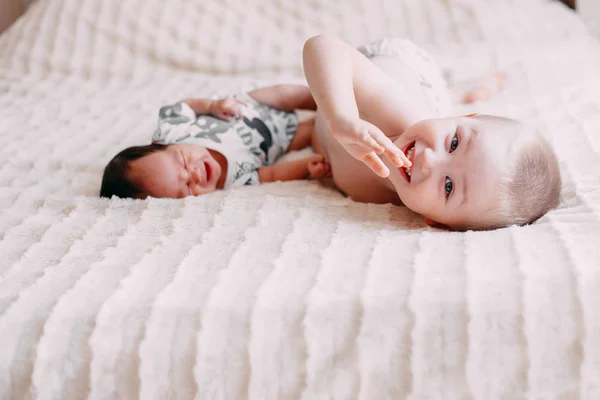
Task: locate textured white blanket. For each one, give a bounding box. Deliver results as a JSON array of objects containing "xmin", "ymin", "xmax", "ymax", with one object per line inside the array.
[{"xmin": 1, "ymin": 0, "xmax": 599, "ymax": 399}]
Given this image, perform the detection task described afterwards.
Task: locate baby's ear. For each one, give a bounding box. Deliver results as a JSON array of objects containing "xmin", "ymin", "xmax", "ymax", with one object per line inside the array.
[{"xmin": 424, "ymin": 217, "xmax": 450, "ymax": 230}]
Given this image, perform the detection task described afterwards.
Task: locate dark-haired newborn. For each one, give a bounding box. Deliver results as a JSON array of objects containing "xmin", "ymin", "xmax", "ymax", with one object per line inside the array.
[{"xmin": 100, "ymin": 85, "xmax": 330, "ymax": 199}]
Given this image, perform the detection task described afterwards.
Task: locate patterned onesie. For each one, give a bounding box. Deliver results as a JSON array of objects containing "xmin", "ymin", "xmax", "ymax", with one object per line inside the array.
[{"xmin": 152, "ymin": 93, "xmax": 298, "ymax": 188}]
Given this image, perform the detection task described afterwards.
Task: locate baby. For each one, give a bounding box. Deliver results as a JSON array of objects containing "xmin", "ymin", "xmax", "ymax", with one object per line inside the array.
[
  {"xmin": 100, "ymin": 84, "xmax": 330, "ymax": 199},
  {"xmin": 303, "ymin": 35, "xmax": 561, "ymax": 230}
]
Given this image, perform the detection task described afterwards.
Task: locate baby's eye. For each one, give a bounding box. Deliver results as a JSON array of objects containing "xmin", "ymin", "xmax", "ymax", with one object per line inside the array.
[
  {"xmin": 449, "ymin": 133, "xmax": 459, "ymax": 153},
  {"xmin": 445, "ymin": 177, "xmax": 454, "ymax": 198}
]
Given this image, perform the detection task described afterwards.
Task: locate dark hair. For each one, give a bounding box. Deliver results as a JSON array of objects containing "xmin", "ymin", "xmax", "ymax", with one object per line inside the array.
[{"xmin": 99, "ymin": 143, "xmax": 169, "ymax": 199}]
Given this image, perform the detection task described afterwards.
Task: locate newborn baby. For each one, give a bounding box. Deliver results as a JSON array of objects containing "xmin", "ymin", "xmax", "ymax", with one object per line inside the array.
[
  {"xmin": 100, "ymin": 85, "xmax": 329, "ymax": 199},
  {"xmin": 303, "ymin": 35, "xmax": 561, "ymax": 230}
]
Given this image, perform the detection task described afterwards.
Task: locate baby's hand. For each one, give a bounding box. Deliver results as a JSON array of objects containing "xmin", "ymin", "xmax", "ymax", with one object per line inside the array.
[
  {"xmin": 209, "ymin": 98, "xmax": 245, "ymax": 120},
  {"xmin": 329, "ymin": 117, "xmax": 410, "ymax": 178},
  {"xmin": 307, "ymin": 154, "xmax": 332, "ymax": 179}
]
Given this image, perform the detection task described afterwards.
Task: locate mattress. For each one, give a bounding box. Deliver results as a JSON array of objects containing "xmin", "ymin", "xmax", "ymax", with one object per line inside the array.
[{"xmin": 0, "ymin": 0, "xmax": 599, "ymax": 399}]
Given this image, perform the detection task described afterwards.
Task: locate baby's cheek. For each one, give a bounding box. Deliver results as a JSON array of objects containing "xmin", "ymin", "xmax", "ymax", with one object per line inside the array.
[
  {"xmin": 404, "ymin": 188, "xmax": 432, "ymax": 216},
  {"xmin": 395, "ymin": 189, "xmax": 415, "ymax": 211}
]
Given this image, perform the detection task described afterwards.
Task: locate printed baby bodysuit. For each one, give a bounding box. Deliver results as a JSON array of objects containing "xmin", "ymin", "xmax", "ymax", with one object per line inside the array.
[{"xmin": 152, "ymin": 93, "xmax": 298, "ymax": 188}]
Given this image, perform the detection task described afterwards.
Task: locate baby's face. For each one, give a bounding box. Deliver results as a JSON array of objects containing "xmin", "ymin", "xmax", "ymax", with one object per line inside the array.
[
  {"xmin": 130, "ymin": 143, "xmax": 222, "ymax": 199},
  {"xmin": 384, "ymin": 116, "xmax": 520, "ymax": 229}
]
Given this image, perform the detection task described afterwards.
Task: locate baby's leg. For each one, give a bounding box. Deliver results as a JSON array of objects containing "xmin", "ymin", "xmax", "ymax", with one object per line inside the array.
[
  {"xmin": 286, "ymin": 117, "xmax": 315, "ymax": 152},
  {"xmin": 451, "ymin": 72, "xmax": 507, "ymax": 104}
]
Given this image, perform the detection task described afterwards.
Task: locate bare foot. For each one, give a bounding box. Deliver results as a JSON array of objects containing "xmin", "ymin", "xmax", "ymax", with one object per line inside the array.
[{"xmin": 461, "ymin": 72, "xmax": 507, "ymax": 104}]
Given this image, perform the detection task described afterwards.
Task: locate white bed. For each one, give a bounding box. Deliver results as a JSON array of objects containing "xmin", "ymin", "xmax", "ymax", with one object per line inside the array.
[{"xmin": 0, "ymin": 0, "xmax": 599, "ymax": 399}]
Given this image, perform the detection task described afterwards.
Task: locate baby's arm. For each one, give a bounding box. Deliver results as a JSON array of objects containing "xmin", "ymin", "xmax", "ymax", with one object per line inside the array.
[
  {"xmin": 247, "ymin": 84, "xmax": 317, "ymax": 111},
  {"xmin": 303, "ymin": 35, "xmax": 426, "ymax": 136},
  {"xmin": 302, "ymin": 34, "xmax": 411, "ymax": 177},
  {"xmin": 182, "ymin": 84, "xmax": 316, "ymax": 121},
  {"xmin": 182, "ymin": 98, "xmax": 242, "ymax": 121},
  {"xmin": 258, "ymin": 154, "xmax": 330, "ymax": 183}
]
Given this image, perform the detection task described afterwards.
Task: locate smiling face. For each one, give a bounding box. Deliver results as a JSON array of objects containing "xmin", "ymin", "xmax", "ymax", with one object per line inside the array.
[
  {"xmin": 384, "ymin": 115, "xmax": 524, "ymax": 229},
  {"xmin": 129, "ymin": 143, "xmax": 224, "ymax": 199}
]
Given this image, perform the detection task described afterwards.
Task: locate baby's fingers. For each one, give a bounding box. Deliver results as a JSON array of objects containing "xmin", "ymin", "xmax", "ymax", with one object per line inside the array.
[
  {"xmin": 383, "ymin": 143, "xmax": 410, "ymax": 168},
  {"xmin": 362, "ymin": 121, "xmax": 408, "ymax": 168},
  {"xmin": 362, "ymin": 152, "xmax": 390, "ymax": 178},
  {"xmin": 360, "ymin": 134, "xmax": 385, "ymax": 154},
  {"xmin": 217, "ymin": 111, "xmax": 236, "ymax": 120},
  {"xmin": 223, "ymin": 104, "xmax": 241, "ymax": 117},
  {"xmin": 368, "ymin": 125, "xmax": 410, "ymax": 168}
]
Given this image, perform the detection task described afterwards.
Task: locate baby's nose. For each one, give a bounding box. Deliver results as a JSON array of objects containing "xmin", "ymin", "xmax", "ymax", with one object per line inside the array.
[
  {"xmin": 190, "ymin": 168, "xmax": 203, "ymax": 184},
  {"xmin": 420, "ymin": 148, "xmax": 437, "ymax": 175}
]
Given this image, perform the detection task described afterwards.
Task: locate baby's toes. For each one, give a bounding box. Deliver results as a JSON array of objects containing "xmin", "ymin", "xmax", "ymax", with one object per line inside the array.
[
  {"xmin": 493, "ymin": 71, "xmax": 508, "ymax": 87},
  {"xmin": 464, "ymin": 87, "xmax": 492, "ymax": 103}
]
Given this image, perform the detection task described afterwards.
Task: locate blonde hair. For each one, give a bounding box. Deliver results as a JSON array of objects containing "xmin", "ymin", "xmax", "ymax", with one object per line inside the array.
[
  {"xmin": 471, "ymin": 117, "xmax": 562, "ymax": 230},
  {"xmin": 496, "ymin": 132, "xmax": 561, "ymax": 226}
]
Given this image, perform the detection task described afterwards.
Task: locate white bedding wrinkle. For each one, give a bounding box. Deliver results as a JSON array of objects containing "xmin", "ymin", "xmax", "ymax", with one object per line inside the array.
[{"xmin": 0, "ymin": 0, "xmax": 599, "ymax": 399}]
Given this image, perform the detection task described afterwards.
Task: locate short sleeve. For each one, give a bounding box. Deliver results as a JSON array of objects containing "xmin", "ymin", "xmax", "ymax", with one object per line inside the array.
[{"xmin": 152, "ymin": 102, "xmax": 197, "ymax": 143}]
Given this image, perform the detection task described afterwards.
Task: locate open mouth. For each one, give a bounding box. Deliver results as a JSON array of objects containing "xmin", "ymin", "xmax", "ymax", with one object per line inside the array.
[
  {"xmin": 204, "ymin": 161, "xmax": 212, "ymax": 183},
  {"xmin": 400, "ymin": 141, "xmax": 415, "ymax": 183}
]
